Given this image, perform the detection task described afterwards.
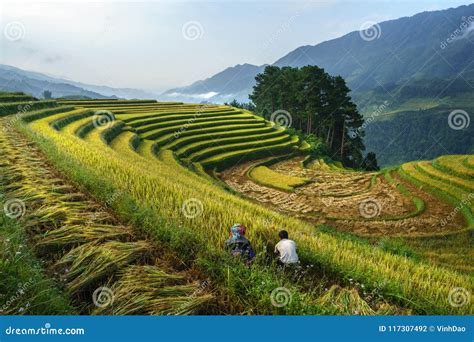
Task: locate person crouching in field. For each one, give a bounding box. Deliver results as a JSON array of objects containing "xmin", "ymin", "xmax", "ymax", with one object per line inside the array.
[
  {"xmin": 225, "ymin": 224, "xmax": 256, "ymax": 266},
  {"xmin": 274, "ymin": 230, "xmax": 299, "ymax": 267}
]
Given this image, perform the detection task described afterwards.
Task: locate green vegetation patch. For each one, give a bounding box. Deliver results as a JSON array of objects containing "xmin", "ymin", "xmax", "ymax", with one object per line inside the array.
[
  {"xmin": 249, "ymin": 166, "xmax": 310, "ymax": 191},
  {"xmin": 0, "ymin": 209, "xmax": 75, "ymax": 314}
]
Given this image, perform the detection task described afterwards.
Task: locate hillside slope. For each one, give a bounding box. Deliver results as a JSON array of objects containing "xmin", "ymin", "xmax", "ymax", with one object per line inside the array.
[
  {"xmin": 162, "ymin": 4, "xmax": 474, "ymax": 103},
  {"xmin": 274, "ymin": 4, "xmax": 474, "ymax": 91},
  {"xmin": 0, "ymin": 64, "xmax": 158, "ymax": 99}
]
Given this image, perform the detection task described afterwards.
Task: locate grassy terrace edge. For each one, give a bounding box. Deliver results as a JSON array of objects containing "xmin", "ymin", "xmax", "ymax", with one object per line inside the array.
[
  {"xmin": 247, "ymin": 162, "xmax": 310, "ymax": 192},
  {"xmin": 11, "ymin": 105, "xmax": 472, "ymax": 315}
]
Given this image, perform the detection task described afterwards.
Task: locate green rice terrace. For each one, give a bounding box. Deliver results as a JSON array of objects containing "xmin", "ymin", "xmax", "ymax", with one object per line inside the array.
[{"xmin": 0, "ymin": 93, "xmax": 472, "ymax": 315}]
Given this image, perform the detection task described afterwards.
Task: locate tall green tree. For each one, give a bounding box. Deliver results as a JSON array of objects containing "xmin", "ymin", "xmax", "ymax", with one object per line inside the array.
[
  {"xmin": 250, "ymin": 65, "xmax": 367, "ymax": 167},
  {"xmin": 43, "ymin": 90, "xmax": 52, "ymax": 99}
]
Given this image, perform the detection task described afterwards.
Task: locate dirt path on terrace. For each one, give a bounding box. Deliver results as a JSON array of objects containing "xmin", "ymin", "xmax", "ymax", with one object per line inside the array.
[{"xmin": 220, "ymin": 157, "xmax": 465, "ymax": 236}]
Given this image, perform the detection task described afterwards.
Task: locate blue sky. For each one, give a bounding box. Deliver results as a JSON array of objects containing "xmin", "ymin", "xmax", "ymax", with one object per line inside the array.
[{"xmin": 0, "ymin": 0, "xmax": 472, "ymax": 92}]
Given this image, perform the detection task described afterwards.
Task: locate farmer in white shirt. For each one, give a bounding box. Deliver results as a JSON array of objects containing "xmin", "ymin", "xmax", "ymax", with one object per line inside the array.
[{"xmin": 274, "ymin": 230, "xmax": 299, "ymax": 267}]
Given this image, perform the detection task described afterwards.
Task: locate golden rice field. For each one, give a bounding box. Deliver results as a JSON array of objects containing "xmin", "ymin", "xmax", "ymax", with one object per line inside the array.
[{"xmin": 0, "ymin": 94, "xmax": 472, "ymax": 315}]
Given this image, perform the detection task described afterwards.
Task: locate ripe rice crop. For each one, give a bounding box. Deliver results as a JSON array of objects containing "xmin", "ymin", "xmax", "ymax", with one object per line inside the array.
[
  {"xmin": 0, "ymin": 121, "xmax": 212, "ymax": 314},
  {"xmin": 12, "ymin": 100, "xmax": 472, "ymax": 315},
  {"xmin": 433, "ymin": 155, "xmax": 474, "ymax": 180},
  {"xmin": 400, "ymin": 162, "xmax": 474, "ymax": 216}
]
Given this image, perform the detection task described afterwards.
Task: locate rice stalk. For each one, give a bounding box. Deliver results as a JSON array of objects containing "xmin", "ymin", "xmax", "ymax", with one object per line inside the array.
[
  {"xmin": 94, "ymin": 265, "xmax": 213, "ymax": 315},
  {"xmin": 68, "ymin": 211, "xmax": 114, "ymax": 224},
  {"xmin": 56, "ymin": 241, "xmax": 151, "ymax": 293},
  {"xmin": 10, "ymin": 102, "xmax": 473, "ymax": 314},
  {"xmin": 1, "ymin": 127, "xmax": 209, "ymax": 316},
  {"xmin": 316, "ymin": 285, "xmax": 374, "ymax": 315},
  {"xmin": 376, "ymin": 302, "xmax": 412, "ymax": 315},
  {"xmin": 23, "ymin": 204, "xmax": 69, "ymax": 232},
  {"xmin": 50, "ymin": 184, "xmax": 76, "ymax": 194},
  {"xmin": 36, "ymin": 224, "xmax": 133, "ymax": 250}
]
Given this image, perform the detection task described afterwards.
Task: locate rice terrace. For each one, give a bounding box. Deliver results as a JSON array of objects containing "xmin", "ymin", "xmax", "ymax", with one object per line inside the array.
[{"xmin": 0, "ymin": 92, "xmax": 472, "ymax": 316}]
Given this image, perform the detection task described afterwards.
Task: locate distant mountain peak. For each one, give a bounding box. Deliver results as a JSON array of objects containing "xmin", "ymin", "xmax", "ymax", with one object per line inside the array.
[
  {"xmin": 161, "ymin": 63, "xmax": 268, "ymax": 103},
  {"xmin": 162, "ymin": 3, "xmax": 474, "ymax": 104},
  {"xmin": 0, "ymin": 64, "xmax": 158, "ymax": 99}
]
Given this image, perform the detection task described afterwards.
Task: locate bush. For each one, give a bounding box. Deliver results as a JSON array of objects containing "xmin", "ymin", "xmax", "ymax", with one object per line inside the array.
[{"xmin": 0, "ymin": 101, "xmax": 57, "ymax": 117}]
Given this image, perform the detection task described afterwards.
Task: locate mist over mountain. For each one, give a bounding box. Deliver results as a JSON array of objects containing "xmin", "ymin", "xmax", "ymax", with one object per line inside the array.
[{"xmin": 160, "ymin": 63, "xmax": 267, "ymax": 104}]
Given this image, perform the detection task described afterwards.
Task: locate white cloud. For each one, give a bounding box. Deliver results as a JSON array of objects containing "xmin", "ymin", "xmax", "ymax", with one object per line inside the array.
[
  {"xmin": 1, "ymin": 0, "xmax": 471, "ymax": 93},
  {"xmin": 168, "ymin": 91, "xmax": 219, "ymax": 99}
]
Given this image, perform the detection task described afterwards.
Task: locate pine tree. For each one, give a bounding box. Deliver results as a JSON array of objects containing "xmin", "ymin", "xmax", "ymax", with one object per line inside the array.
[{"xmin": 250, "ymin": 66, "xmax": 366, "ymax": 167}]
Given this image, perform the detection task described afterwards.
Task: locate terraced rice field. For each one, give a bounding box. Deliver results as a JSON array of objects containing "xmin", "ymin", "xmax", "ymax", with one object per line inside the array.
[
  {"xmin": 399, "ymin": 158, "xmax": 474, "ymax": 228},
  {"xmin": 0, "ymin": 92, "xmax": 58, "ymax": 116},
  {"xmin": 1, "ymin": 94, "xmax": 473, "ymax": 315},
  {"xmin": 56, "ymin": 98, "xmax": 303, "ymax": 170},
  {"xmin": 220, "ymin": 153, "xmax": 473, "ymax": 275},
  {"xmin": 221, "ymin": 156, "xmax": 468, "ymax": 237}
]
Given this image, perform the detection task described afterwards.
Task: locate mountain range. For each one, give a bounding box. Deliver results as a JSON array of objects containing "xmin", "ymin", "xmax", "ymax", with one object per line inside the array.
[
  {"xmin": 0, "ymin": 64, "xmax": 158, "ymax": 100},
  {"xmin": 161, "ymin": 63, "xmax": 267, "ymax": 104},
  {"xmin": 159, "ymin": 4, "xmax": 474, "ymax": 166},
  {"xmin": 161, "ymin": 4, "xmax": 474, "ymax": 107}
]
